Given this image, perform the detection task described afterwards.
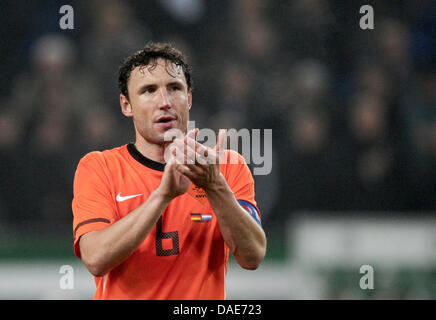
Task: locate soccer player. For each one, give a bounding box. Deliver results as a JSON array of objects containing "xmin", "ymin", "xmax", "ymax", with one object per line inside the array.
[{"xmin": 72, "ymin": 42, "xmax": 266, "ymax": 299}]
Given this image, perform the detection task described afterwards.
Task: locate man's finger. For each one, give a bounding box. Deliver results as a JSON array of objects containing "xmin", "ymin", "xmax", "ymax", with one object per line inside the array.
[
  {"xmin": 170, "ymin": 138, "xmax": 187, "ymax": 164},
  {"xmin": 186, "ymin": 128, "xmax": 198, "ymax": 140},
  {"xmin": 215, "ymin": 129, "xmax": 226, "ymax": 164},
  {"xmin": 176, "ymin": 165, "xmax": 199, "ymax": 181},
  {"xmin": 185, "ymin": 137, "xmax": 209, "ymax": 157},
  {"xmin": 216, "ymin": 129, "xmax": 226, "ymax": 152},
  {"xmin": 173, "ymin": 137, "xmax": 204, "ymax": 165},
  {"xmin": 186, "ymin": 163, "xmax": 205, "ymax": 176},
  {"xmin": 184, "ymin": 139, "xmax": 210, "ymax": 166}
]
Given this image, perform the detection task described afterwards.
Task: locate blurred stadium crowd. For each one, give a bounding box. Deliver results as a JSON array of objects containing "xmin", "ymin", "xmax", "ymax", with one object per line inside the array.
[{"xmin": 0, "ymin": 0, "xmax": 435, "ymax": 238}]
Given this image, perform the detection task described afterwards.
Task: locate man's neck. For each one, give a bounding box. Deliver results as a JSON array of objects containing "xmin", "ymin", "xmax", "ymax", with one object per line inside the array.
[{"xmin": 134, "ymin": 136, "xmax": 167, "ymax": 164}]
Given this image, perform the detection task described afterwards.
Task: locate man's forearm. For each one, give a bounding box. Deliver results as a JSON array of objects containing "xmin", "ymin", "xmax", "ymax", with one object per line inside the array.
[
  {"xmin": 204, "ymin": 174, "xmax": 266, "ymax": 270},
  {"xmin": 79, "ymin": 189, "xmax": 171, "ymax": 276}
]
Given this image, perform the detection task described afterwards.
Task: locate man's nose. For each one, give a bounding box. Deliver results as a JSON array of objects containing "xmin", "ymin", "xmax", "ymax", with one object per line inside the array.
[{"xmin": 158, "ymin": 88, "xmax": 171, "ymax": 109}]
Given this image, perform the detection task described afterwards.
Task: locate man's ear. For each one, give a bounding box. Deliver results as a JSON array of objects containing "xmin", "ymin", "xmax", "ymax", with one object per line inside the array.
[
  {"xmin": 120, "ymin": 94, "xmax": 133, "ymax": 117},
  {"xmin": 188, "ymin": 89, "xmax": 192, "ymax": 110}
]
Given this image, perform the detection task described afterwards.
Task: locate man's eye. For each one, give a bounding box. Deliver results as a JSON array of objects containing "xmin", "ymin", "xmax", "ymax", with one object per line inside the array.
[
  {"xmin": 170, "ymin": 85, "xmax": 181, "ymax": 91},
  {"xmin": 144, "ymin": 87, "xmax": 156, "ymax": 93}
]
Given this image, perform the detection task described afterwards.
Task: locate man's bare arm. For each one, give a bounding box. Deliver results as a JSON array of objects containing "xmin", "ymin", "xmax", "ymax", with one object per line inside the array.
[
  {"xmin": 79, "ymin": 158, "xmax": 190, "ymax": 277},
  {"xmin": 203, "ymin": 175, "xmax": 266, "ymax": 269}
]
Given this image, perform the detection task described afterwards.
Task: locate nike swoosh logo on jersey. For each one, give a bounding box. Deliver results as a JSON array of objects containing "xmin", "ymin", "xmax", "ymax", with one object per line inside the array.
[{"xmin": 116, "ymin": 193, "xmax": 143, "ymax": 202}]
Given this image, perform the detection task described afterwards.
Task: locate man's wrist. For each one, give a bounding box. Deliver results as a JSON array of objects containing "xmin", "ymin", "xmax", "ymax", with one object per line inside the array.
[
  {"xmin": 152, "ymin": 187, "xmax": 174, "ymax": 206},
  {"xmin": 203, "ymin": 173, "xmax": 228, "ymax": 195}
]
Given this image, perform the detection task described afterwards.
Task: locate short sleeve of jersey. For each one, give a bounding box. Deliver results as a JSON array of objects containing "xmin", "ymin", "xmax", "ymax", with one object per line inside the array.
[
  {"xmin": 222, "ymin": 150, "xmax": 261, "ymax": 222},
  {"xmin": 72, "ymin": 152, "xmax": 116, "ymax": 258}
]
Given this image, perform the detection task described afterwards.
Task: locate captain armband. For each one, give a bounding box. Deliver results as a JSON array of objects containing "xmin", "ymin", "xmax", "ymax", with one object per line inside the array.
[{"xmin": 237, "ymin": 200, "xmax": 262, "ymax": 227}]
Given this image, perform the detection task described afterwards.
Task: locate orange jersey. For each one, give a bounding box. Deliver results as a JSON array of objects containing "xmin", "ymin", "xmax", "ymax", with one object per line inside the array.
[{"xmin": 72, "ymin": 143, "xmax": 260, "ymax": 300}]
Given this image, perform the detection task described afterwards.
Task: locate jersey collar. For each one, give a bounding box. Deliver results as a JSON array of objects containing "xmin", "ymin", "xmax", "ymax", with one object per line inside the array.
[{"xmin": 127, "ymin": 143, "xmax": 165, "ymax": 172}]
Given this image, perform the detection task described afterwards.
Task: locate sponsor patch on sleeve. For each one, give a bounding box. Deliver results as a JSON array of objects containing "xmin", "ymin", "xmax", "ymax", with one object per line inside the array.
[{"xmin": 237, "ymin": 200, "xmax": 262, "ymax": 227}]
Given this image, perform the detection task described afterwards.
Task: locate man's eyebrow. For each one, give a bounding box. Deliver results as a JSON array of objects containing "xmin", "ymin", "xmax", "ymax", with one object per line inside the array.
[
  {"xmin": 167, "ymin": 80, "xmax": 185, "ymax": 87},
  {"xmin": 136, "ymin": 80, "xmax": 185, "ymax": 92}
]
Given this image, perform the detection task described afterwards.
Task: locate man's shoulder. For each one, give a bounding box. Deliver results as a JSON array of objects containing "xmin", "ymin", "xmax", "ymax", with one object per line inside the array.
[
  {"xmin": 220, "ymin": 149, "xmax": 254, "ymax": 182},
  {"xmin": 221, "ymin": 149, "xmax": 247, "ymax": 165},
  {"xmin": 78, "ymin": 145, "xmax": 128, "ymax": 167}
]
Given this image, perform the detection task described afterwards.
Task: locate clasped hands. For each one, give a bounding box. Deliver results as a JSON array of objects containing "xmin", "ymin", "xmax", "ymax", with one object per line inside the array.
[{"xmin": 164, "ymin": 128, "xmax": 227, "ymax": 193}]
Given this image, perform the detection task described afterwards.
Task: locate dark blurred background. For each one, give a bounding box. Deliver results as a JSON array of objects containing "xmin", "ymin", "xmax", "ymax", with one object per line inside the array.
[{"xmin": 0, "ymin": 0, "xmax": 435, "ymax": 299}]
